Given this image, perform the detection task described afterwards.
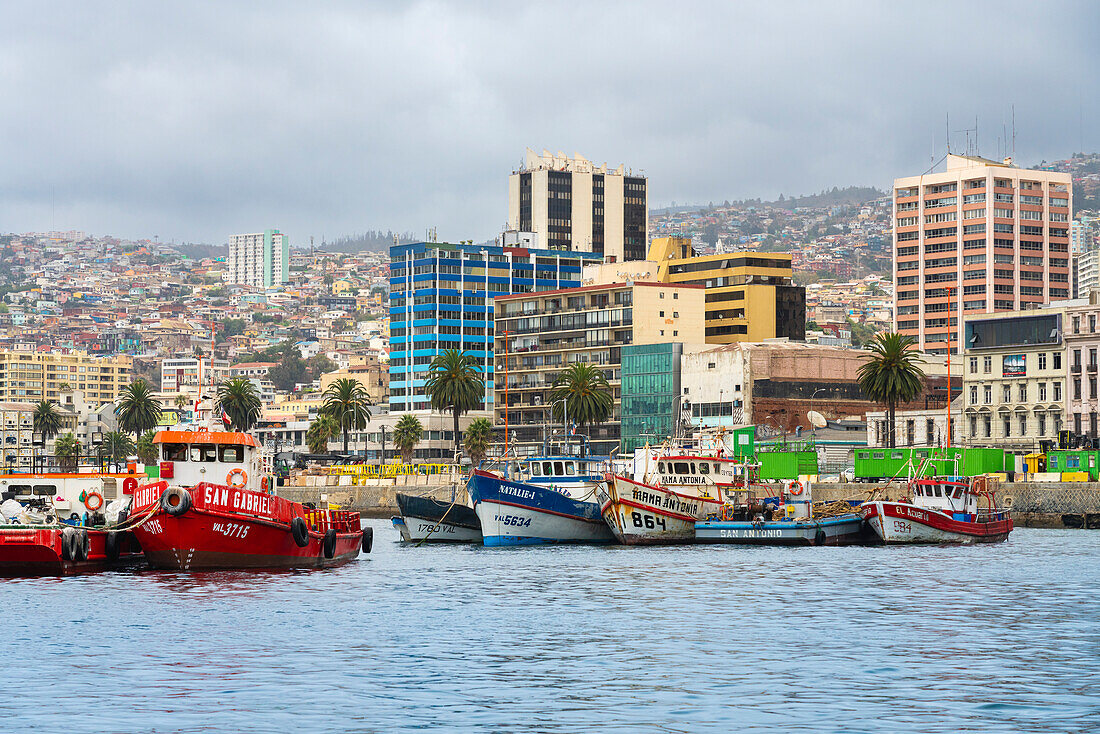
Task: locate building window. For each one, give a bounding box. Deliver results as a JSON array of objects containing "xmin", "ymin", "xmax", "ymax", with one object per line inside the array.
[
  {"xmin": 926, "ymin": 418, "xmax": 935, "ymax": 444},
  {"xmin": 1092, "ymin": 412, "xmax": 1098, "ymax": 438},
  {"xmin": 983, "ymin": 356, "xmax": 992, "ymax": 373},
  {"xmin": 1074, "ymin": 316, "xmax": 1080, "ymax": 334},
  {"xmin": 969, "ymin": 385, "xmax": 978, "ymax": 404},
  {"xmin": 1019, "ymin": 414, "xmax": 1027, "ymax": 436},
  {"xmin": 1074, "ymin": 378, "xmax": 1082, "ymax": 401},
  {"xmin": 1003, "ymin": 417, "xmax": 1011, "ymax": 437},
  {"xmin": 1018, "ymin": 383, "xmax": 1027, "ymax": 402},
  {"xmin": 969, "ymin": 357, "xmax": 978, "ymax": 373},
  {"xmin": 1075, "ymin": 413, "xmax": 1083, "ymax": 434},
  {"xmin": 1054, "ymin": 352, "xmax": 1062, "ymax": 370},
  {"xmin": 1054, "ymin": 381, "xmax": 1062, "ymax": 401},
  {"xmin": 984, "ymin": 385, "xmax": 992, "ymax": 404},
  {"xmin": 1003, "ymin": 385, "xmax": 1012, "ymax": 403},
  {"xmin": 1038, "ymin": 413, "xmax": 1046, "ymax": 436},
  {"xmin": 969, "ymin": 416, "xmax": 978, "ymax": 437},
  {"xmin": 1038, "ymin": 353, "xmax": 1047, "ymax": 370},
  {"xmin": 906, "ymin": 420, "xmax": 915, "ymax": 445},
  {"xmin": 1039, "ymin": 382, "xmax": 1047, "ymax": 401}
]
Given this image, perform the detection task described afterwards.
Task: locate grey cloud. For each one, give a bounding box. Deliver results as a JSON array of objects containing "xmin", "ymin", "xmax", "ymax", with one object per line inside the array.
[{"xmin": 0, "ymin": 0, "xmax": 1097, "ymax": 244}]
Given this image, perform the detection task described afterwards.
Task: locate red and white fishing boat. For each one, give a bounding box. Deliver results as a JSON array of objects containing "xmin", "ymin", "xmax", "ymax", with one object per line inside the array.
[
  {"xmin": 130, "ymin": 428, "xmax": 368, "ymax": 570},
  {"xmin": 598, "ymin": 448, "xmax": 754, "ymax": 545},
  {"xmin": 861, "ymin": 476, "xmax": 1012, "ymax": 544},
  {"xmin": 0, "ymin": 471, "xmax": 145, "ymax": 576}
]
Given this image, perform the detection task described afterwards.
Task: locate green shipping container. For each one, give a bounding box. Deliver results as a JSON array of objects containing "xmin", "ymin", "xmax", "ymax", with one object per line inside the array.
[
  {"xmin": 1047, "ymin": 450, "xmax": 1100, "ymax": 480},
  {"xmin": 758, "ymin": 450, "xmax": 818, "ymax": 480}
]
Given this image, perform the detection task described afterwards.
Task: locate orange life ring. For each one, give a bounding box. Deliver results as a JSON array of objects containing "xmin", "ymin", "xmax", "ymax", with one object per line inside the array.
[
  {"xmin": 84, "ymin": 491, "xmax": 104, "ymax": 512},
  {"xmin": 260, "ymin": 477, "xmax": 269, "ymax": 491},
  {"xmin": 787, "ymin": 480, "xmax": 804, "ymax": 497},
  {"xmin": 227, "ymin": 468, "xmax": 248, "ymax": 488}
]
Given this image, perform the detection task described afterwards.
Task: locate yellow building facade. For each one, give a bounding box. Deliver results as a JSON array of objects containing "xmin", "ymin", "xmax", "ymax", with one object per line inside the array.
[
  {"xmin": 647, "ymin": 236, "xmax": 805, "ymax": 344},
  {"xmin": 0, "ymin": 351, "xmax": 133, "ymax": 404}
]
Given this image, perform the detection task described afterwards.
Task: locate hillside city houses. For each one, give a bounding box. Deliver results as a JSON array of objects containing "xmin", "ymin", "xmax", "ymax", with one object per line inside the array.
[{"xmin": 2, "ymin": 149, "xmax": 1100, "ymax": 473}]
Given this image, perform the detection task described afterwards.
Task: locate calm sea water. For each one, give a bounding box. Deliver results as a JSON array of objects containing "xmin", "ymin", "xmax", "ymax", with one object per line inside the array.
[{"xmin": 2, "ymin": 522, "xmax": 1097, "ymax": 733}]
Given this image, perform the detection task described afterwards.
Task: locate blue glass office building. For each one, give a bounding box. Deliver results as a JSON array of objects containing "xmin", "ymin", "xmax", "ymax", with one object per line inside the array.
[{"xmin": 388, "ymin": 241, "xmax": 601, "ymax": 412}]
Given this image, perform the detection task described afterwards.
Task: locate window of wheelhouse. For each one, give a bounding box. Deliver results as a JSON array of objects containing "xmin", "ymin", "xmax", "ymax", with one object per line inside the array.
[
  {"xmin": 190, "ymin": 445, "xmax": 218, "ymax": 462},
  {"xmin": 541, "ymin": 461, "xmax": 552, "ymax": 475},
  {"xmin": 32, "ymin": 485, "xmax": 56, "ymax": 496},
  {"xmin": 657, "ymin": 462, "xmax": 666, "ymax": 473},
  {"xmin": 564, "ymin": 461, "xmax": 575, "ymax": 475},
  {"xmin": 164, "ymin": 444, "xmax": 188, "ymax": 461},
  {"xmin": 933, "ymin": 485, "xmax": 943, "ymax": 497},
  {"xmin": 220, "ymin": 446, "xmax": 244, "ymax": 463},
  {"xmin": 674, "ymin": 461, "xmax": 690, "ymax": 474},
  {"xmin": 699, "ymin": 462, "xmax": 710, "ymax": 475},
  {"xmin": 554, "ymin": 461, "xmax": 564, "ymax": 475}
]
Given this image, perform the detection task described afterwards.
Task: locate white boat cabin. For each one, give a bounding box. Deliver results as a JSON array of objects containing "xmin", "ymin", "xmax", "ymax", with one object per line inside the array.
[
  {"xmin": 633, "ymin": 449, "xmax": 744, "ymax": 487},
  {"xmin": 0, "ymin": 473, "xmax": 142, "ymax": 524},
  {"xmin": 155, "ymin": 430, "xmax": 271, "ymax": 493},
  {"xmin": 910, "ymin": 479, "xmax": 979, "ymax": 515}
]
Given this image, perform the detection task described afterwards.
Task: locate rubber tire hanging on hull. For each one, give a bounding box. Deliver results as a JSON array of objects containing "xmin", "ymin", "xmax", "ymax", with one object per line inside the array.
[
  {"xmin": 61, "ymin": 528, "xmax": 75, "ymax": 561},
  {"xmin": 814, "ymin": 529, "xmax": 827, "ymax": 546},
  {"xmin": 105, "ymin": 531, "xmax": 121, "ymax": 561},
  {"xmin": 290, "ymin": 517, "xmax": 310, "ymax": 548},
  {"xmin": 72, "ymin": 530, "xmax": 89, "ymax": 561},
  {"xmin": 322, "ymin": 529, "xmax": 337, "ymax": 559},
  {"xmin": 161, "ymin": 487, "xmax": 192, "ymax": 516},
  {"xmin": 361, "ymin": 527, "xmax": 373, "ymax": 554}
]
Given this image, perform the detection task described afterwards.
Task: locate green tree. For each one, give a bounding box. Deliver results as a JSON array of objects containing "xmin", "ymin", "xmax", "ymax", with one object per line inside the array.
[
  {"xmin": 857, "ymin": 332, "xmax": 926, "ymax": 448},
  {"xmin": 393, "ymin": 414, "xmax": 423, "ymax": 464},
  {"xmin": 55, "ymin": 433, "xmax": 81, "ymax": 472},
  {"xmin": 216, "ymin": 318, "xmax": 247, "ymax": 342},
  {"xmin": 136, "ymin": 430, "xmax": 158, "ymax": 465},
  {"xmin": 114, "ymin": 379, "xmax": 163, "ymax": 436},
  {"xmin": 216, "ymin": 378, "xmax": 263, "ymax": 432},
  {"xmin": 423, "ymin": 349, "xmax": 485, "ymax": 461},
  {"xmin": 306, "ymin": 354, "xmax": 337, "ymax": 378},
  {"xmin": 32, "ymin": 400, "xmax": 63, "ymax": 441},
  {"xmin": 306, "ymin": 415, "xmax": 340, "ymax": 454},
  {"xmin": 463, "ymin": 417, "xmax": 492, "ymax": 467},
  {"xmin": 320, "ymin": 378, "xmax": 372, "ymax": 454},
  {"xmin": 174, "ymin": 394, "xmax": 189, "ymax": 411},
  {"xmin": 549, "ymin": 363, "xmax": 614, "ymax": 455},
  {"xmin": 101, "ymin": 431, "xmax": 135, "ymax": 469}
]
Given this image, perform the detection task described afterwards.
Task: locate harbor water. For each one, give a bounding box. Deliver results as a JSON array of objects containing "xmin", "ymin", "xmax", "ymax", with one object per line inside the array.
[{"xmin": 2, "ymin": 522, "xmax": 1097, "ymax": 733}]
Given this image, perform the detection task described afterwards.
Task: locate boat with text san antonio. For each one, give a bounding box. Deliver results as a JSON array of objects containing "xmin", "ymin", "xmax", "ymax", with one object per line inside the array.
[
  {"xmin": 130, "ymin": 429, "xmax": 369, "ymax": 570},
  {"xmin": 0, "ymin": 471, "xmax": 144, "ymax": 576},
  {"xmin": 598, "ymin": 449, "xmax": 749, "ymax": 545},
  {"xmin": 468, "ymin": 455, "xmax": 614, "ymax": 546},
  {"xmin": 861, "ymin": 475, "xmax": 1012, "ymax": 544}
]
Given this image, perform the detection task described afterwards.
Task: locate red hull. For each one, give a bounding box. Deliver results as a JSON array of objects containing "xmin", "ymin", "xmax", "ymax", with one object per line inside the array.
[
  {"xmin": 0, "ymin": 527, "xmax": 142, "ymax": 577},
  {"xmin": 131, "ymin": 481, "xmax": 365, "ymax": 571},
  {"xmin": 862, "ymin": 501, "xmax": 1013, "ymax": 544}
]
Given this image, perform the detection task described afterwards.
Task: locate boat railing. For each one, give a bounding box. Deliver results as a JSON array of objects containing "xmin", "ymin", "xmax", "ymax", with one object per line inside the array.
[
  {"xmin": 303, "ymin": 508, "xmax": 360, "ymax": 533},
  {"xmin": 975, "ymin": 509, "xmax": 1008, "ymax": 523}
]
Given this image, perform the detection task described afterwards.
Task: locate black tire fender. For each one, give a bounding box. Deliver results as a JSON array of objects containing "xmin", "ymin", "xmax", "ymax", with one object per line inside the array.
[
  {"xmin": 322, "ymin": 528, "xmax": 337, "ymax": 559},
  {"xmin": 361, "ymin": 526, "xmax": 373, "ymax": 554},
  {"xmin": 290, "ymin": 517, "xmax": 310, "ymax": 548},
  {"xmin": 61, "ymin": 527, "xmax": 76, "ymax": 561},
  {"xmin": 75, "ymin": 530, "xmax": 90, "ymax": 561},
  {"xmin": 160, "ymin": 487, "xmax": 192, "ymax": 517},
  {"xmin": 814, "ymin": 528, "xmax": 827, "ymax": 546},
  {"xmin": 105, "ymin": 531, "xmax": 121, "ymax": 561}
]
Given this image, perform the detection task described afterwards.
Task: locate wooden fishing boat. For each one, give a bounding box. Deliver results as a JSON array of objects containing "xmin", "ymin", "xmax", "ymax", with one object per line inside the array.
[
  {"xmin": 861, "ymin": 476, "xmax": 1012, "ymax": 544},
  {"xmin": 130, "ymin": 429, "xmax": 369, "ymax": 570},
  {"xmin": 0, "ymin": 472, "xmax": 144, "ymax": 576},
  {"xmin": 392, "ymin": 492, "xmax": 482, "ymax": 543}
]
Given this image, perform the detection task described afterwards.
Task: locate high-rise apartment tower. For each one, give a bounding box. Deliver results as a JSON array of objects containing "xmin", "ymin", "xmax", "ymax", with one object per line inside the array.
[
  {"xmin": 507, "ymin": 149, "xmax": 647, "ymax": 261},
  {"xmin": 893, "ymin": 155, "xmax": 1072, "ymax": 354},
  {"xmin": 227, "ymin": 229, "xmax": 290, "ymax": 287}
]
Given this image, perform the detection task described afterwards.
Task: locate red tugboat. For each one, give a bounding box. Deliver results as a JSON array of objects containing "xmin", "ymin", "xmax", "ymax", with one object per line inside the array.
[
  {"xmin": 130, "ymin": 429, "xmax": 368, "ymax": 570},
  {"xmin": 862, "ymin": 475, "xmax": 1013, "ymax": 544},
  {"xmin": 0, "ymin": 472, "xmax": 145, "ymax": 576}
]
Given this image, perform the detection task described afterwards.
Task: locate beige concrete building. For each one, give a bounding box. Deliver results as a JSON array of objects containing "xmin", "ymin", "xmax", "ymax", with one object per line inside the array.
[
  {"xmin": 507, "ymin": 149, "xmax": 647, "ymax": 261},
  {"xmin": 893, "ymin": 154, "xmax": 1072, "ymax": 354},
  {"xmin": 0, "ymin": 350, "xmax": 132, "ymax": 404},
  {"xmin": 960, "ymin": 306, "xmax": 1068, "ymax": 454},
  {"xmin": 493, "ymin": 281, "xmax": 705, "ymax": 456}
]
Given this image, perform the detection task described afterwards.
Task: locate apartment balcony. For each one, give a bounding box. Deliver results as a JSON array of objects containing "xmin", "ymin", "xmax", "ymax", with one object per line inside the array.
[
  {"xmin": 1072, "ymin": 364, "xmax": 1082, "ymax": 374},
  {"xmin": 1089, "ymin": 363, "xmax": 1098, "ymax": 374}
]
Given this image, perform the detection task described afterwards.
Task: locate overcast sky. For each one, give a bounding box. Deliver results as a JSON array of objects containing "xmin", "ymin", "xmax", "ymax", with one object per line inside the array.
[{"xmin": 1, "ymin": 1, "xmax": 1098, "ymax": 245}]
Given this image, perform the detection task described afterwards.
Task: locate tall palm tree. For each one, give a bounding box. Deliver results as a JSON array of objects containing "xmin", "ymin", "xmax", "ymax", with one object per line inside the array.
[
  {"xmin": 32, "ymin": 400, "xmax": 63, "ymax": 442},
  {"xmin": 216, "ymin": 378, "xmax": 263, "ymax": 432},
  {"xmin": 55, "ymin": 433, "xmax": 81, "ymax": 472},
  {"xmin": 549, "ymin": 363, "xmax": 614, "ymax": 455},
  {"xmin": 320, "ymin": 378, "xmax": 372, "ymax": 454},
  {"xmin": 424, "ymin": 350, "xmax": 484, "ymax": 461},
  {"xmin": 857, "ymin": 332, "xmax": 926, "ymax": 448},
  {"xmin": 463, "ymin": 417, "xmax": 493, "ymax": 467},
  {"xmin": 174, "ymin": 394, "xmax": 189, "ymax": 413},
  {"xmin": 135, "ymin": 430, "xmax": 158, "ymax": 465},
  {"xmin": 101, "ymin": 431, "xmax": 135, "ymax": 470},
  {"xmin": 393, "ymin": 414, "xmax": 423, "ymax": 464},
  {"xmin": 115, "ymin": 379, "xmax": 163, "ymax": 436},
  {"xmin": 306, "ymin": 415, "xmax": 340, "ymax": 455}
]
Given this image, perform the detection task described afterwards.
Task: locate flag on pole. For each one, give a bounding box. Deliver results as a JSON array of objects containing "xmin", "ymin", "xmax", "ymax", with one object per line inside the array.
[{"xmin": 221, "ymin": 409, "xmax": 232, "ymax": 429}]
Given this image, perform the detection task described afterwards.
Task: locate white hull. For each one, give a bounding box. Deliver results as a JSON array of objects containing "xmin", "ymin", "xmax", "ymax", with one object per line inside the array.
[
  {"xmin": 863, "ymin": 501, "xmax": 1012, "ymax": 544},
  {"xmin": 393, "ymin": 517, "xmax": 482, "ymax": 543},
  {"xmin": 476, "ymin": 500, "xmax": 614, "ymax": 546},
  {"xmin": 598, "ymin": 475, "xmax": 718, "ymax": 545}
]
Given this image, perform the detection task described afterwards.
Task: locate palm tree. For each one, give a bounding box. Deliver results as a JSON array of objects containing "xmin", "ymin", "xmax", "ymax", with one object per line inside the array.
[
  {"xmin": 216, "ymin": 378, "xmax": 263, "ymax": 432},
  {"xmin": 549, "ymin": 363, "xmax": 614, "ymax": 455},
  {"xmin": 306, "ymin": 415, "xmax": 340, "ymax": 455},
  {"xmin": 32, "ymin": 400, "xmax": 63, "ymax": 442},
  {"xmin": 101, "ymin": 431, "xmax": 135, "ymax": 470},
  {"xmin": 424, "ymin": 350, "xmax": 484, "ymax": 461},
  {"xmin": 55, "ymin": 433, "xmax": 80, "ymax": 472},
  {"xmin": 136, "ymin": 430, "xmax": 158, "ymax": 465},
  {"xmin": 857, "ymin": 332, "xmax": 926, "ymax": 448},
  {"xmin": 463, "ymin": 417, "xmax": 492, "ymax": 467},
  {"xmin": 174, "ymin": 394, "xmax": 189, "ymax": 414},
  {"xmin": 393, "ymin": 414, "xmax": 423, "ymax": 464},
  {"xmin": 320, "ymin": 378, "xmax": 372, "ymax": 454},
  {"xmin": 115, "ymin": 379, "xmax": 163, "ymax": 436}
]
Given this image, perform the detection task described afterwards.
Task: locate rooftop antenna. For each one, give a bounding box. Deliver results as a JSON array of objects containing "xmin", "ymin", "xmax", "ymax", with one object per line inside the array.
[
  {"xmin": 1011, "ymin": 104, "xmax": 1016, "ymax": 159},
  {"xmin": 975, "ymin": 115, "xmax": 979, "ymax": 157}
]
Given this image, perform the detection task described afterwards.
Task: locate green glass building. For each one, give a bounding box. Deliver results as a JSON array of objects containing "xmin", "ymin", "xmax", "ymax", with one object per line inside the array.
[{"xmin": 620, "ymin": 343, "xmax": 683, "ymax": 452}]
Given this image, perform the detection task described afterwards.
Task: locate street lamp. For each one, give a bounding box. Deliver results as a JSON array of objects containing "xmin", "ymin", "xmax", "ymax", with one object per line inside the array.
[
  {"xmin": 90, "ymin": 431, "xmax": 104, "ymax": 474},
  {"xmin": 32, "ymin": 432, "xmax": 44, "ymax": 474}
]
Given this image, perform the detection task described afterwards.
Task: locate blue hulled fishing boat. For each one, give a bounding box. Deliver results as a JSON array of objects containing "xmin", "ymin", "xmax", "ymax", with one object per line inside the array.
[{"xmin": 468, "ymin": 456, "xmax": 614, "ymax": 546}]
